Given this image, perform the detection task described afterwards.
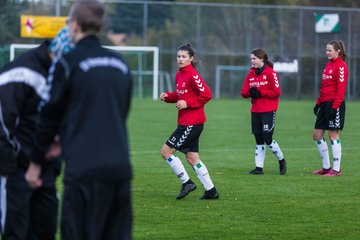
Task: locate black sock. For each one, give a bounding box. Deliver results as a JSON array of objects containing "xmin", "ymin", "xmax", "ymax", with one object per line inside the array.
[{"xmin": 185, "ymin": 179, "xmax": 194, "ymax": 184}]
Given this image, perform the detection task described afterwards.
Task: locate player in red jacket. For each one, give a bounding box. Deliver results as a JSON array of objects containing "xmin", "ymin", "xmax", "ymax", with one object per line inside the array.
[
  {"xmin": 160, "ymin": 44, "xmax": 219, "ymax": 200},
  {"xmin": 241, "ymin": 48, "xmax": 287, "ymax": 175},
  {"xmin": 312, "ymin": 40, "xmax": 348, "ymax": 177}
]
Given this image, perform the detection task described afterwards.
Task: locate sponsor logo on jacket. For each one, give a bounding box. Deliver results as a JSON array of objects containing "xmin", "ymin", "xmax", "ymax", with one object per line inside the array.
[
  {"xmin": 322, "ymin": 73, "xmax": 333, "ymax": 80},
  {"xmin": 250, "ymin": 81, "xmax": 268, "ymax": 87},
  {"xmin": 176, "ymin": 89, "xmax": 188, "ymax": 94}
]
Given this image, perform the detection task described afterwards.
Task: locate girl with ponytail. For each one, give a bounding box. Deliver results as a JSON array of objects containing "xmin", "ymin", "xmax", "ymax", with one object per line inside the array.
[
  {"xmin": 312, "ymin": 40, "xmax": 349, "ymax": 176},
  {"xmin": 241, "ymin": 48, "xmax": 287, "ymax": 175},
  {"xmin": 159, "ymin": 43, "xmax": 219, "ymax": 200}
]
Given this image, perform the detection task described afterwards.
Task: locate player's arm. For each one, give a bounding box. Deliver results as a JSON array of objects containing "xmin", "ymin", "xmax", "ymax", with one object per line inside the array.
[
  {"xmin": 186, "ymin": 74, "xmax": 212, "ymax": 108},
  {"xmin": 124, "ymin": 71, "xmax": 133, "ymax": 119},
  {"xmin": 241, "ymin": 74, "xmax": 251, "ymax": 98},
  {"xmin": 259, "ymin": 72, "xmax": 280, "ymax": 99},
  {"xmin": 31, "ymin": 58, "xmax": 69, "ymax": 166},
  {"xmin": 332, "ymin": 63, "xmax": 348, "ymax": 109},
  {"xmin": 161, "ymin": 91, "xmax": 178, "ymax": 103},
  {"xmin": 0, "ymin": 81, "xmax": 26, "ymax": 174}
]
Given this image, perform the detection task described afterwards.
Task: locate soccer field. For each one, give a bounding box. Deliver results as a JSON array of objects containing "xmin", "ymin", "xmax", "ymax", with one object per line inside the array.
[{"xmin": 129, "ymin": 99, "xmax": 360, "ymax": 240}]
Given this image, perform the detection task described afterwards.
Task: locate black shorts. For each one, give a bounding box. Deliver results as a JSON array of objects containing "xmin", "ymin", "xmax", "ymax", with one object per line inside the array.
[
  {"xmin": 251, "ymin": 111, "xmax": 276, "ymax": 134},
  {"xmin": 165, "ymin": 124, "xmax": 204, "ymax": 153},
  {"xmin": 315, "ymin": 101, "xmax": 346, "ymax": 130}
]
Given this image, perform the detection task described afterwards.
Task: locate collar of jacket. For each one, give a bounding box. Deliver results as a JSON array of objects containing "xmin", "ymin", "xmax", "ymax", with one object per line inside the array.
[
  {"xmin": 179, "ymin": 64, "xmax": 193, "ymax": 72},
  {"xmin": 330, "ymin": 57, "xmax": 343, "ymax": 63},
  {"xmin": 254, "ymin": 63, "xmax": 266, "ymax": 75},
  {"xmin": 250, "ymin": 64, "xmax": 270, "ymax": 76},
  {"xmin": 76, "ymin": 34, "xmax": 100, "ymax": 47}
]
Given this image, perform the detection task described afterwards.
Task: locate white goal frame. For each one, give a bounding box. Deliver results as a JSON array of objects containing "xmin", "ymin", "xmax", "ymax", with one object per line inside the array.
[{"xmin": 10, "ymin": 44, "xmax": 160, "ymax": 100}]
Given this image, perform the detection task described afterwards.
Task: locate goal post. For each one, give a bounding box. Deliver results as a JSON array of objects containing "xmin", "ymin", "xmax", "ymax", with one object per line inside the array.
[
  {"xmin": 10, "ymin": 44, "xmax": 160, "ymax": 100},
  {"xmin": 108, "ymin": 46, "xmax": 159, "ymax": 100}
]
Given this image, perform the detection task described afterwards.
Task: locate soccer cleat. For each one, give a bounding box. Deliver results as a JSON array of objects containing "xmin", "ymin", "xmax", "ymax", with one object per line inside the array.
[
  {"xmin": 176, "ymin": 180, "xmax": 197, "ymax": 200},
  {"xmin": 323, "ymin": 169, "xmax": 342, "ymax": 177},
  {"xmin": 312, "ymin": 168, "xmax": 332, "ymax": 175},
  {"xmin": 200, "ymin": 187, "xmax": 219, "ymax": 200},
  {"xmin": 249, "ymin": 167, "xmax": 264, "ymax": 175},
  {"xmin": 279, "ymin": 159, "xmax": 287, "ymax": 175}
]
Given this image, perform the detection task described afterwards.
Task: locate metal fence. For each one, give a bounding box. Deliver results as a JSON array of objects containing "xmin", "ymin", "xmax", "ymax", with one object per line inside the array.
[{"xmin": 2, "ymin": 1, "xmax": 360, "ymax": 100}]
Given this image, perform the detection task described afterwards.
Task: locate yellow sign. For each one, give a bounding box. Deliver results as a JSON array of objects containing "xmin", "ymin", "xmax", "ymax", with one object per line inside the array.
[{"xmin": 20, "ymin": 15, "xmax": 67, "ymax": 38}]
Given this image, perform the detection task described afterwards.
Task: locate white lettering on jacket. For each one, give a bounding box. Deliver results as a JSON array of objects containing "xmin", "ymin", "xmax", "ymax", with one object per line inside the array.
[
  {"xmin": 0, "ymin": 67, "xmax": 47, "ymax": 99},
  {"xmin": 79, "ymin": 57, "xmax": 128, "ymax": 74}
]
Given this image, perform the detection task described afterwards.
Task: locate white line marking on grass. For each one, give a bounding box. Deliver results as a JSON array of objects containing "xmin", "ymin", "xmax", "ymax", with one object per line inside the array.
[{"xmin": 131, "ymin": 146, "xmax": 360, "ymax": 155}]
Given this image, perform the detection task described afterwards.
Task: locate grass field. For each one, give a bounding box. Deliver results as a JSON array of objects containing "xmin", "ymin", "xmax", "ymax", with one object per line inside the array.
[{"xmin": 129, "ymin": 99, "xmax": 360, "ymax": 240}]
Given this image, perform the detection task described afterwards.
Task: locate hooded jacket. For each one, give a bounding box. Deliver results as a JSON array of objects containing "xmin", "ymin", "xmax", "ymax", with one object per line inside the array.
[{"xmin": 0, "ymin": 41, "xmax": 60, "ymax": 176}]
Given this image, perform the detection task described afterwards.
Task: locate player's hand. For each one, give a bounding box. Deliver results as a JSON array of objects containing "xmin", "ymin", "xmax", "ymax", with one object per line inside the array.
[
  {"xmin": 328, "ymin": 108, "xmax": 337, "ymax": 120},
  {"xmin": 313, "ymin": 105, "xmax": 320, "ymax": 116},
  {"xmin": 160, "ymin": 93, "xmax": 168, "ymax": 101},
  {"xmin": 176, "ymin": 100, "xmax": 187, "ymax": 110},
  {"xmin": 249, "ymin": 87, "xmax": 261, "ymax": 98},
  {"xmin": 45, "ymin": 136, "xmax": 62, "ymax": 159},
  {"xmin": 25, "ymin": 163, "xmax": 43, "ymax": 189}
]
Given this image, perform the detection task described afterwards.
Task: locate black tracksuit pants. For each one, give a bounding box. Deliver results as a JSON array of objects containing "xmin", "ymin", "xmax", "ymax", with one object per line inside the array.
[
  {"xmin": 61, "ymin": 180, "xmax": 132, "ymax": 240},
  {"xmin": 0, "ymin": 168, "xmax": 58, "ymax": 240}
]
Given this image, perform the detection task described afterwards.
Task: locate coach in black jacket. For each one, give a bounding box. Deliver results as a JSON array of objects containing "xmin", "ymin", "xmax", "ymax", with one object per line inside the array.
[
  {"xmin": 0, "ymin": 41, "xmax": 61, "ymax": 239},
  {"xmin": 26, "ymin": 1, "xmax": 133, "ymax": 239}
]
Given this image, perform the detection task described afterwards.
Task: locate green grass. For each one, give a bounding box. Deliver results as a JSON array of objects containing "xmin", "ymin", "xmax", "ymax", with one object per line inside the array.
[{"xmin": 129, "ymin": 99, "xmax": 360, "ymax": 240}]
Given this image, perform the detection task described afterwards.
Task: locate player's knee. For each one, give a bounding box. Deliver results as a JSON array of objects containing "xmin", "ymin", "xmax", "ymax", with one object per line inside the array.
[
  {"xmin": 160, "ymin": 144, "xmax": 174, "ymax": 160},
  {"xmin": 263, "ymin": 133, "xmax": 273, "ymax": 145},
  {"xmin": 328, "ymin": 130, "xmax": 339, "ymax": 141},
  {"xmin": 160, "ymin": 147, "xmax": 168, "ymax": 159},
  {"xmin": 312, "ymin": 134, "xmax": 319, "ymax": 141},
  {"xmin": 254, "ymin": 133, "xmax": 264, "ymax": 145},
  {"xmin": 313, "ymin": 131, "xmax": 323, "ymax": 141},
  {"xmin": 185, "ymin": 152, "xmax": 199, "ymax": 166}
]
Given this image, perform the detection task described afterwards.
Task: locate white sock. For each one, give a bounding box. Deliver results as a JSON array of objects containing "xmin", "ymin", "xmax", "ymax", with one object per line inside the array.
[
  {"xmin": 267, "ymin": 140, "xmax": 284, "ymax": 161},
  {"xmin": 166, "ymin": 155, "xmax": 189, "ymax": 184},
  {"xmin": 331, "ymin": 139, "xmax": 342, "ymax": 172},
  {"xmin": 315, "ymin": 138, "xmax": 331, "ymax": 169},
  {"xmin": 193, "ymin": 161, "xmax": 214, "ymax": 191},
  {"xmin": 255, "ymin": 145, "xmax": 266, "ymax": 168}
]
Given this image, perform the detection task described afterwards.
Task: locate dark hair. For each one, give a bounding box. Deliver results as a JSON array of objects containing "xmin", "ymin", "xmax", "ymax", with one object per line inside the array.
[
  {"xmin": 69, "ymin": 0, "xmax": 105, "ymax": 34},
  {"xmin": 327, "ymin": 40, "xmax": 347, "ymax": 61},
  {"xmin": 251, "ymin": 48, "xmax": 273, "ymax": 68},
  {"xmin": 177, "ymin": 43, "xmax": 200, "ymax": 69}
]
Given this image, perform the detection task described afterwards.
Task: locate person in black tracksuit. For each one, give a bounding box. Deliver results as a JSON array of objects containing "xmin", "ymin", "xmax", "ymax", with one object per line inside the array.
[
  {"xmin": 25, "ymin": 1, "xmax": 133, "ymax": 239},
  {"xmin": 0, "ymin": 41, "xmax": 61, "ymax": 240}
]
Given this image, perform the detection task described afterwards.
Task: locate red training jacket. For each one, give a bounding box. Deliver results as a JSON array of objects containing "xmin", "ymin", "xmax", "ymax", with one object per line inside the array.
[
  {"xmin": 316, "ymin": 57, "xmax": 348, "ymax": 109},
  {"xmin": 241, "ymin": 65, "xmax": 280, "ymax": 113},
  {"xmin": 164, "ymin": 64, "xmax": 212, "ymax": 125}
]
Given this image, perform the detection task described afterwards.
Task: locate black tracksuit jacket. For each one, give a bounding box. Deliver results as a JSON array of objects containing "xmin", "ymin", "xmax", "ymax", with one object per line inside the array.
[
  {"xmin": 31, "ymin": 35, "xmax": 133, "ymax": 184},
  {"xmin": 0, "ymin": 41, "xmax": 61, "ymax": 176}
]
